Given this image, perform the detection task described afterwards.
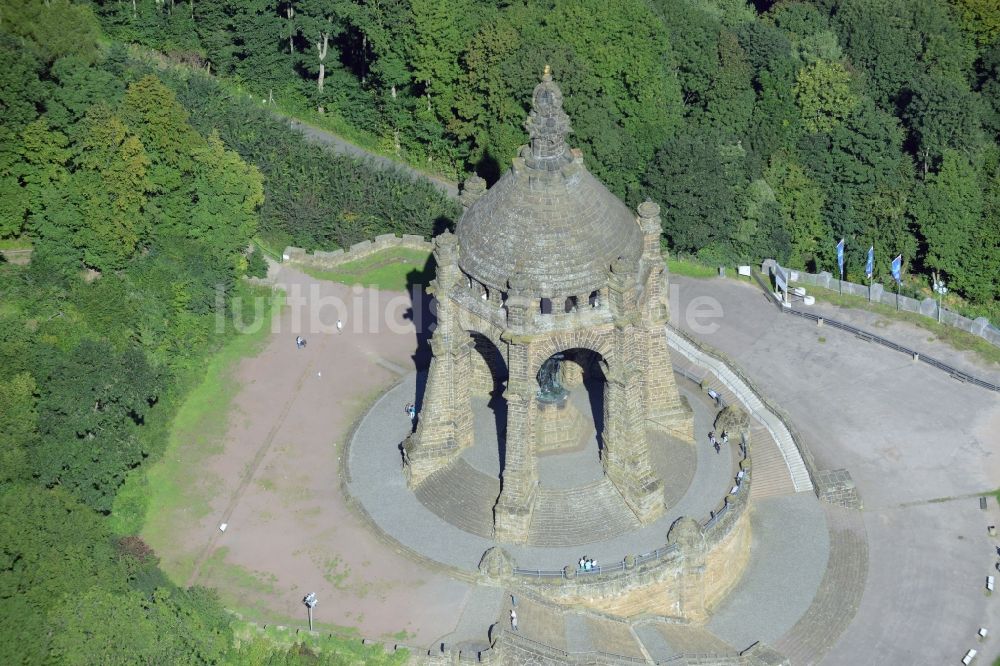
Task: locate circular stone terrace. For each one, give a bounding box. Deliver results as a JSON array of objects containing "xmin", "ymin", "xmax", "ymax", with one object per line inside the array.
[{"xmin": 348, "ymin": 372, "xmax": 753, "ymax": 570}]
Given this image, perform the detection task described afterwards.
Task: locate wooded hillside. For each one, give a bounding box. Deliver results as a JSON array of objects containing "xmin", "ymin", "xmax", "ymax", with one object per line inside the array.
[{"xmin": 90, "ymin": 0, "xmax": 999, "ymax": 317}]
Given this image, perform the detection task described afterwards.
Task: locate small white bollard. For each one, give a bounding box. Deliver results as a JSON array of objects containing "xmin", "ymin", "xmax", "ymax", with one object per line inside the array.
[{"xmin": 219, "ymin": 523, "xmax": 228, "ymax": 532}]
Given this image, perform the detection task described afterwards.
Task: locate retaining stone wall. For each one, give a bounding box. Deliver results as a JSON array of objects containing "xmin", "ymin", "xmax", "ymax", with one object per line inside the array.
[
  {"xmin": 283, "ymin": 234, "xmax": 432, "ymax": 270},
  {"xmin": 763, "ymin": 259, "xmax": 1000, "ymax": 348},
  {"xmin": 515, "ymin": 488, "xmax": 751, "ymax": 621}
]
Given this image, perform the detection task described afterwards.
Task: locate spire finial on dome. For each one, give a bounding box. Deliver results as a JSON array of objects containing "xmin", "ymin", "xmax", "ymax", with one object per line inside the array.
[{"xmin": 524, "ymin": 67, "xmax": 572, "ymax": 169}]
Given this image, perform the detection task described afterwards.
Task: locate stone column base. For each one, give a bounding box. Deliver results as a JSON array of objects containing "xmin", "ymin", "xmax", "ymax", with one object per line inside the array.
[
  {"xmin": 402, "ymin": 434, "xmax": 459, "ymax": 488},
  {"xmin": 607, "ymin": 469, "xmax": 664, "ymax": 524},
  {"xmin": 648, "ymin": 402, "xmax": 695, "ymax": 443},
  {"xmin": 493, "ymin": 493, "xmax": 537, "ymax": 544}
]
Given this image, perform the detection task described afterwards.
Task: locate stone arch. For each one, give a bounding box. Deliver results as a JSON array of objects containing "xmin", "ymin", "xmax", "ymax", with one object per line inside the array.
[
  {"xmin": 468, "ymin": 330, "xmax": 509, "ymax": 395},
  {"xmin": 534, "ymin": 346, "xmax": 609, "ymax": 455},
  {"xmin": 467, "ymin": 330, "xmax": 510, "ymax": 477},
  {"xmin": 530, "ymin": 332, "xmax": 614, "ymax": 379}
]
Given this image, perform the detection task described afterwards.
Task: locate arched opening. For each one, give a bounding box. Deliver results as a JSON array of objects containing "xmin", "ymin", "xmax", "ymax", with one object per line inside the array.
[
  {"xmin": 528, "ymin": 348, "xmax": 608, "ymax": 487},
  {"xmin": 468, "ymin": 332, "xmax": 509, "ymax": 476},
  {"xmin": 563, "ymin": 296, "xmax": 578, "ymax": 313},
  {"xmin": 540, "ymin": 297, "xmax": 553, "ymax": 314},
  {"xmin": 588, "ymin": 290, "xmax": 600, "ymax": 308}
]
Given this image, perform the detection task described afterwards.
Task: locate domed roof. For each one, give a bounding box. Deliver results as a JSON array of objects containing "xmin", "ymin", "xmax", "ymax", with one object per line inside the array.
[{"xmin": 456, "ymin": 68, "xmax": 642, "ymax": 297}]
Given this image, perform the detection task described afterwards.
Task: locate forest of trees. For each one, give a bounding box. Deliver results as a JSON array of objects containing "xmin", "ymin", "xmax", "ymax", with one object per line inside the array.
[
  {"xmin": 89, "ymin": 0, "xmax": 999, "ymax": 318},
  {"xmin": 0, "ymin": 1, "xmax": 437, "ymax": 662}
]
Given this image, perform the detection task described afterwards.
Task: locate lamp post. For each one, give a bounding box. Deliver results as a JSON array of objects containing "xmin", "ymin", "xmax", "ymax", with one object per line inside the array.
[
  {"xmin": 302, "ymin": 592, "xmax": 318, "ymax": 631},
  {"xmin": 932, "ymin": 272, "xmax": 947, "ymax": 323}
]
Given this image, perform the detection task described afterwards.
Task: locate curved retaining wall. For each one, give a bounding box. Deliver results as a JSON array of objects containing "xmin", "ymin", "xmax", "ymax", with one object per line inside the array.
[{"xmin": 283, "ymin": 234, "xmax": 431, "ymax": 270}]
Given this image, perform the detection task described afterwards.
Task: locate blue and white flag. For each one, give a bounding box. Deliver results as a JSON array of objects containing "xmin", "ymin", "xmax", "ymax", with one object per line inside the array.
[
  {"xmin": 865, "ymin": 246, "xmax": 874, "ymax": 279},
  {"xmin": 890, "ymin": 254, "xmax": 902, "ymax": 284},
  {"xmin": 836, "ymin": 239, "xmax": 845, "ymax": 278}
]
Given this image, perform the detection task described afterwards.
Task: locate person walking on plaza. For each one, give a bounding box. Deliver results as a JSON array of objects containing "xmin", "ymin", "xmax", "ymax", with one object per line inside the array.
[
  {"xmin": 336, "ymin": 318, "xmax": 343, "ymax": 334},
  {"xmin": 510, "ymin": 609, "xmax": 518, "ymax": 631}
]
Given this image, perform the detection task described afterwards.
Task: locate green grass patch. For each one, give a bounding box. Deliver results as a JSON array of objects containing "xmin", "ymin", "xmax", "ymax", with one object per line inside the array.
[
  {"xmin": 303, "ymin": 247, "xmax": 435, "ymax": 292},
  {"xmin": 136, "ymin": 289, "xmax": 284, "ymax": 582},
  {"xmin": 203, "ymin": 546, "xmax": 279, "ymax": 598},
  {"xmin": 232, "ymin": 622, "xmax": 408, "ymax": 665},
  {"xmin": 667, "ymin": 256, "xmax": 719, "ymax": 279},
  {"xmin": 796, "ymin": 283, "xmax": 1000, "ymax": 367},
  {"xmin": 0, "ymin": 236, "xmax": 32, "ymax": 250}
]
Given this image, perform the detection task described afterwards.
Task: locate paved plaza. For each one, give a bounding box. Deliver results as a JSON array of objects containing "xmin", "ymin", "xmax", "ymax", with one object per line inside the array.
[
  {"xmin": 671, "ymin": 275, "xmax": 1000, "ymax": 664},
  {"xmin": 163, "ymin": 261, "xmax": 1000, "ymax": 664}
]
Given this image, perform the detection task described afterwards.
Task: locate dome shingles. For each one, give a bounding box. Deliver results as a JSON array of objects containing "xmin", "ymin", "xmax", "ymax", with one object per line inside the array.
[{"xmin": 456, "ymin": 69, "xmax": 642, "ymax": 297}]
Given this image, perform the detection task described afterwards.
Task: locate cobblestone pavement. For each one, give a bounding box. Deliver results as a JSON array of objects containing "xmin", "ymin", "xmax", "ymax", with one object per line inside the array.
[
  {"xmin": 708, "ymin": 493, "xmax": 830, "ymax": 649},
  {"xmin": 772, "ymin": 505, "xmax": 868, "ymax": 665},
  {"xmin": 671, "ymin": 275, "xmax": 1000, "ymax": 665}
]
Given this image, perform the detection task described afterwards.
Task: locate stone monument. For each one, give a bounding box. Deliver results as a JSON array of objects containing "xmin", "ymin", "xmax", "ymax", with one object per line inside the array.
[{"xmin": 403, "ymin": 67, "xmax": 693, "ymax": 543}]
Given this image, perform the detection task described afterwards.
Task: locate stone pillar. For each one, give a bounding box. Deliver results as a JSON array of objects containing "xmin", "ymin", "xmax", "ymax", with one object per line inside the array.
[
  {"xmin": 493, "ymin": 273, "xmax": 539, "ymax": 542},
  {"xmin": 603, "ymin": 357, "xmax": 664, "ymax": 524},
  {"xmin": 460, "ymin": 174, "xmax": 487, "ymax": 210},
  {"xmin": 606, "ymin": 256, "xmax": 638, "ymax": 319},
  {"xmin": 403, "ymin": 233, "xmax": 473, "ymax": 487},
  {"xmin": 494, "ymin": 342, "xmax": 538, "ymax": 543},
  {"xmin": 638, "ymin": 201, "xmax": 694, "ymax": 443},
  {"xmin": 600, "ymin": 255, "xmax": 663, "ymax": 522},
  {"xmin": 637, "ymin": 200, "xmax": 693, "ymax": 441},
  {"xmin": 637, "ymin": 200, "xmax": 663, "ymax": 263}
]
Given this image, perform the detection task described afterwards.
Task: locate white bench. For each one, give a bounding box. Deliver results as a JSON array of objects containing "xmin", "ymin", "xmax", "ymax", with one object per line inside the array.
[
  {"xmin": 730, "ymin": 485, "xmax": 740, "ymax": 495},
  {"xmin": 736, "ymin": 470, "xmax": 745, "ymax": 482},
  {"xmin": 988, "ymin": 576, "xmax": 995, "ymax": 592},
  {"xmin": 978, "ymin": 627, "xmax": 988, "ymax": 639},
  {"xmin": 962, "ymin": 648, "xmax": 977, "ymax": 665}
]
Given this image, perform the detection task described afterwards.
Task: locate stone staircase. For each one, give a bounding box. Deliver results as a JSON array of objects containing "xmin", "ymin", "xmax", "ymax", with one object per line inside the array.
[
  {"xmin": 666, "ymin": 328, "xmax": 812, "ymax": 494},
  {"xmin": 414, "ymin": 458, "xmax": 499, "ymax": 538},
  {"xmin": 746, "ymin": 423, "xmax": 797, "ymax": 501},
  {"xmin": 635, "ymin": 620, "xmax": 739, "ymax": 660},
  {"xmin": 528, "ymin": 479, "xmax": 641, "ymax": 546},
  {"xmin": 584, "ymin": 615, "xmax": 647, "ymax": 660}
]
